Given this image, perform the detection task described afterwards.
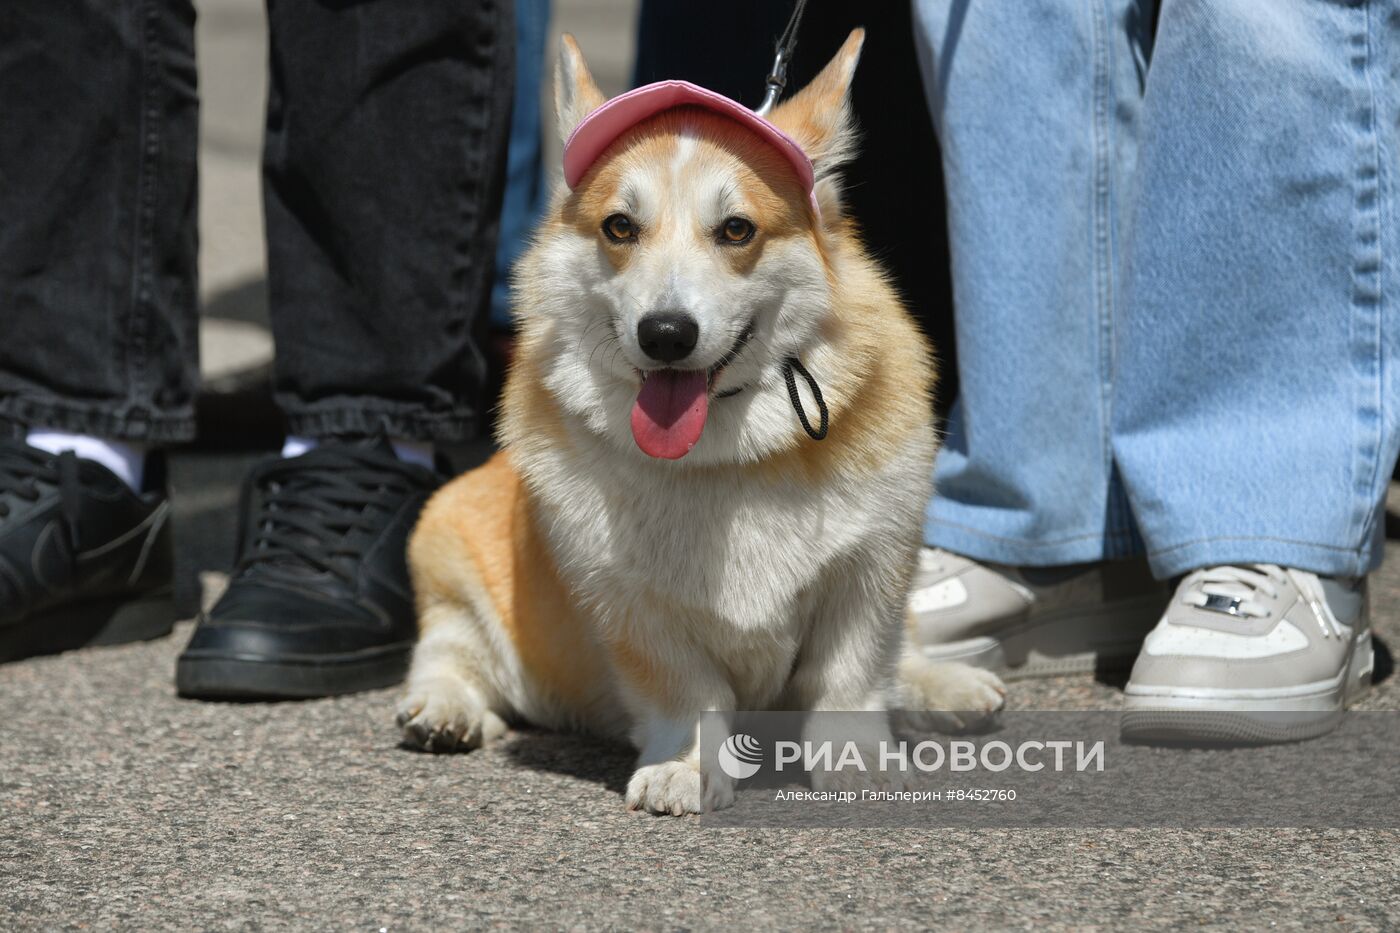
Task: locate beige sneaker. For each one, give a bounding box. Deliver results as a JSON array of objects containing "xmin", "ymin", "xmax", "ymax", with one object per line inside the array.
[
  {"xmin": 1122, "ymin": 565, "xmax": 1374, "ymax": 743},
  {"xmin": 909, "ymin": 548, "xmax": 1171, "ymax": 679}
]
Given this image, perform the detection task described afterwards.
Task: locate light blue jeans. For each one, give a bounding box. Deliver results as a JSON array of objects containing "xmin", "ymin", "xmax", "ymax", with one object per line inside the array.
[{"xmin": 914, "ymin": 0, "xmax": 1400, "ymax": 579}]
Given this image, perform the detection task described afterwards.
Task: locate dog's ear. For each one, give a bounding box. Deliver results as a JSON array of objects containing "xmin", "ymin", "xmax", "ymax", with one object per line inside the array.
[
  {"xmin": 768, "ymin": 29, "xmax": 864, "ymax": 179},
  {"xmin": 555, "ymin": 34, "xmax": 606, "ymax": 142}
]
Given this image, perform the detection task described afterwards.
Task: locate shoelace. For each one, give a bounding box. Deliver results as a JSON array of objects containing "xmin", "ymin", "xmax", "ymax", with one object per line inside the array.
[
  {"xmin": 239, "ymin": 446, "xmax": 425, "ymax": 584},
  {"xmin": 0, "ymin": 440, "xmax": 85, "ymax": 545},
  {"xmin": 1185, "ymin": 563, "xmax": 1345, "ymax": 639}
]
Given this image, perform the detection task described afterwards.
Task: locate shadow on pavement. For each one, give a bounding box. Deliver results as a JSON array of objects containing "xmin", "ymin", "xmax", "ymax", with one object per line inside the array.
[
  {"xmin": 499, "ymin": 729, "xmax": 634, "ymax": 795},
  {"xmin": 1092, "ymin": 663, "xmax": 1132, "ymax": 691},
  {"xmin": 1374, "ymin": 635, "xmax": 1394, "ymax": 686}
]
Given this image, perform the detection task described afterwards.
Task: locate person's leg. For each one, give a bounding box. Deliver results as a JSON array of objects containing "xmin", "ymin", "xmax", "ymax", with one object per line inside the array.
[
  {"xmin": 0, "ymin": 0, "xmax": 200, "ymax": 444},
  {"xmin": 632, "ymin": 1, "xmax": 788, "ymax": 105},
  {"xmin": 1116, "ymin": 0, "xmax": 1399, "ymax": 742},
  {"xmin": 1115, "ymin": 0, "xmax": 1400, "ymax": 579},
  {"xmin": 490, "ymin": 0, "xmax": 550, "ymax": 330},
  {"xmin": 177, "ymin": 0, "xmax": 515, "ymax": 700},
  {"xmin": 912, "ymin": 0, "xmax": 1155, "ymax": 566},
  {"xmin": 0, "ymin": 0, "xmax": 196, "ymax": 660},
  {"xmin": 907, "ymin": 0, "xmax": 1171, "ymax": 678},
  {"xmin": 260, "ymin": 0, "xmax": 514, "ymax": 443}
]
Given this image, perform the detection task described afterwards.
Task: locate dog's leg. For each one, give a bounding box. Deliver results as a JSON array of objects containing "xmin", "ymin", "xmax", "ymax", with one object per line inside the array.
[
  {"xmin": 624, "ymin": 711, "xmax": 734, "ymax": 817},
  {"xmin": 783, "ymin": 564, "xmax": 916, "ymax": 793},
  {"xmin": 785, "ymin": 558, "xmax": 1006, "ymax": 789},
  {"xmin": 606, "ymin": 631, "xmax": 737, "ymax": 816},
  {"xmin": 892, "ymin": 647, "xmax": 1008, "ymax": 734},
  {"xmin": 397, "ymin": 601, "xmax": 510, "ymax": 753}
]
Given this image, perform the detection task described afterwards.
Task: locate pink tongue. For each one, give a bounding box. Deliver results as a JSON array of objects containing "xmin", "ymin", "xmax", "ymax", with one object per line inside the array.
[{"xmin": 631, "ymin": 370, "xmax": 710, "ymax": 459}]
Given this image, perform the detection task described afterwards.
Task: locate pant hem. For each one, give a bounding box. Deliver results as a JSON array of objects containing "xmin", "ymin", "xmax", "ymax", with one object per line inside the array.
[
  {"xmin": 1145, "ymin": 535, "xmax": 1378, "ymax": 579},
  {"xmin": 0, "ymin": 398, "xmax": 195, "ymax": 443},
  {"xmin": 279, "ymin": 401, "xmax": 479, "ymax": 443},
  {"xmin": 924, "ymin": 519, "xmax": 1143, "ymax": 567}
]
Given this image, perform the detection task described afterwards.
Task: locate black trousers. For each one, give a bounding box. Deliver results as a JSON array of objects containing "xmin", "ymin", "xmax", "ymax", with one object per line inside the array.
[{"xmin": 0, "ymin": 0, "xmax": 514, "ymax": 444}]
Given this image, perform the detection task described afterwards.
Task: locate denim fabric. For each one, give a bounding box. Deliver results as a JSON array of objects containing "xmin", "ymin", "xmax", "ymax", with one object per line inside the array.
[
  {"xmin": 0, "ymin": 0, "xmax": 200, "ymax": 442},
  {"xmin": 490, "ymin": 0, "xmax": 549, "ymax": 328},
  {"xmin": 259, "ymin": 0, "xmax": 513, "ymax": 442},
  {"xmin": 915, "ymin": 0, "xmax": 1400, "ymax": 579},
  {"xmin": 0, "ymin": 0, "xmax": 514, "ymax": 444}
]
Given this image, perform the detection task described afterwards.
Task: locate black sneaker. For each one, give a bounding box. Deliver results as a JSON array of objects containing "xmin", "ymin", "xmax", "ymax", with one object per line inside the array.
[
  {"xmin": 0, "ymin": 438, "xmax": 174, "ymax": 662},
  {"xmin": 175, "ymin": 439, "xmax": 441, "ymax": 699}
]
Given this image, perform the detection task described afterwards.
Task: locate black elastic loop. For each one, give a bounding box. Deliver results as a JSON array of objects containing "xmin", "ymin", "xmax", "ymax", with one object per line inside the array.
[{"xmin": 783, "ymin": 356, "xmax": 828, "ymax": 441}]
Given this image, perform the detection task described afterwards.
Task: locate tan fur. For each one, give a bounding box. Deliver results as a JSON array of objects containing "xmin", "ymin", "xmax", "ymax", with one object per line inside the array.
[
  {"xmin": 398, "ymin": 30, "xmax": 1006, "ymax": 815},
  {"xmin": 762, "ymin": 242, "xmax": 934, "ymax": 483},
  {"xmin": 410, "ymin": 453, "xmax": 608, "ymax": 713}
]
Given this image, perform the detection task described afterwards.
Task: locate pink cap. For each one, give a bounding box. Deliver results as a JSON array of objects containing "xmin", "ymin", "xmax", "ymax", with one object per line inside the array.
[{"xmin": 562, "ymin": 80, "xmax": 818, "ymax": 215}]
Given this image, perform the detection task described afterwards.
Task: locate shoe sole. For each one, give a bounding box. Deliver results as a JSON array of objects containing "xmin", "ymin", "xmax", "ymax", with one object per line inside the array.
[
  {"xmin": 175, "ymin": 643, "xmax": 412, "ymax": 700},
  {"xmin": 1120, "ymin": 630, "xmax": 1376, "ymax": 744},
  {"xmin": 919, "ymin": 593, "xmax": 1167, "ymax": 680},
  {"xmin": 0, "ymin": 589, "xmax": 176, "ymax": 663}
]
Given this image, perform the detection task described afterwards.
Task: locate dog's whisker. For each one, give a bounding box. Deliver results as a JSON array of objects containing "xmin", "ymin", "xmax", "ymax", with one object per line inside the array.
[
  {"xmin": 588, "ymin": 332, "xmax": 620, "ymax": 370},
  {"xmin": 606, "ymin": 340, "xmax": 625, "ymax": 371},
  {"xmin": 575, "ymin": 317, "xmax": 612, "ymax": 357}
]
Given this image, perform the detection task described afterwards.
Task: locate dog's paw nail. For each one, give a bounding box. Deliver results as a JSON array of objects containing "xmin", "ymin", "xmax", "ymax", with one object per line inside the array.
[{"xmin": 396, "ymin": 677, "xmax": 499, "ymax": 754}]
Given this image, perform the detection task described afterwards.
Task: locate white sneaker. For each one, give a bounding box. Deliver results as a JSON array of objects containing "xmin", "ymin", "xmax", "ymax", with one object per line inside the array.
[
  {"xmin": 1122, "ymin": 564, "xmax": 1374, "ymax": 743},
  {"xmin": 910, "ymin": 549, "xmax": 1171, "ymax": 679}
]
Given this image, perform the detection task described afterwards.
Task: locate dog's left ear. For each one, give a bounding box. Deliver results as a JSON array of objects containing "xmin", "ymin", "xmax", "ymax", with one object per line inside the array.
[
  {"xmin": 555, "ymin": 34, "xmax": 606, "ymax": 142},
  {"xmin": 768, "ymin": 28, "xmax": 865, "ymax": 181}
]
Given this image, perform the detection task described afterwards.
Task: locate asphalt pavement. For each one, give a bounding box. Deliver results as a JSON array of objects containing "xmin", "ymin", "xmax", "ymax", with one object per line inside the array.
[{"xmin": 4, "ymin": 541, "xmax": 1399, "ymax": 929}]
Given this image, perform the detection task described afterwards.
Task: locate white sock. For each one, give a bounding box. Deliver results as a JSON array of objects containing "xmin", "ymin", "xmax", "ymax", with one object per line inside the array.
[
  {"xmin": 280, "ymin": 435, "xmax": 318, "ymax": 459},
  {"xmin": 281, "ymin": 435, "xmax": 434, "ymax": 470},
  {"xmin": 26, "ymin": 430, "xmax": 146, "ymax": 491}
]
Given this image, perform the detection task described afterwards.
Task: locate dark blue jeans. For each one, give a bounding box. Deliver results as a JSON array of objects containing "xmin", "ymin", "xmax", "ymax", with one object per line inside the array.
[{"xmin": 0, "ymin": 0, "xmax": 514, "ymax": 444}]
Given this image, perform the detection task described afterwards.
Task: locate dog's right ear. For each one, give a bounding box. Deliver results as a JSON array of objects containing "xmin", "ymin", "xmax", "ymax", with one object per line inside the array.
[
  {"xmin": 768, "ymin": 29, "xmax": 864, "ymax": 180},
  {"xmin": 555, "ymin": 34, "xmax": 606, "ymax": 141}
]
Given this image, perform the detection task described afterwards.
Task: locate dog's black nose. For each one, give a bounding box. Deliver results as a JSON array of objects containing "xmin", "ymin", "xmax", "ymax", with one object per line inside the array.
[{"xmin": 637, "ymin": 311, "xmax": 699, "ymax": 364}]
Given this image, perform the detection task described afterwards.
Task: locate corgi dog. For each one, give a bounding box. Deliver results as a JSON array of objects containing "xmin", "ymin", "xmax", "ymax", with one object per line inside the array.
[{"xmin": 397, "ymin": 30, "xmax": 1006, "ymax": 815}]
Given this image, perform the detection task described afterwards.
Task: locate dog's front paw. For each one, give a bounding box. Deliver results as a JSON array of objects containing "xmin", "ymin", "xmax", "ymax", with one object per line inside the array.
[
  {"xmin": 396, "ymin": 676, "xmax": 506, "ymax": 753},
  {"xmin": 896, "ymin": 658, "xmax": 1008, "ymax": 734},
  {"xmin": 625, "ymin": 761, "xmax": 733, "ymax": 816}
]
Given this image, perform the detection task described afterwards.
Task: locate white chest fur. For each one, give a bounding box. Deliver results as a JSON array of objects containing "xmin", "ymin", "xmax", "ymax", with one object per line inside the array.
[{"xmin": 519, "ymin": 423, "xmax": 934, "ymax": 635}]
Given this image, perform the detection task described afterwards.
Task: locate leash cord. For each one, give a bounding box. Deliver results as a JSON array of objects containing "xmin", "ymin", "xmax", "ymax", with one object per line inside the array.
[
  {"xmin": 756, "ymin": 0, "xmax": 811, "ymax": 115},
  {"xmin": 776, "ymin": 0, "xmax": 809, "ymax": 57},
  {"xmin": 783, "ymin": 356, "xmax": 829, "ymax": 441},
  {"xmin": 760, "ymin": 0, "xmax": 825, "ymax": 443}
]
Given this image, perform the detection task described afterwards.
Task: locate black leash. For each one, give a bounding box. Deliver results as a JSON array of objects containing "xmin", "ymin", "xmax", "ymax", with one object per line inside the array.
[
  {"xmin": 756, "ymin": 0, "xmax": 811, "ymax": 116},
  {"xmin": 755, "ymin": 2, "xmax": 828, "ymax": 441},
  {"xmin": 783, "ymin": 356, "xmax": 829, "ymax": 441}
]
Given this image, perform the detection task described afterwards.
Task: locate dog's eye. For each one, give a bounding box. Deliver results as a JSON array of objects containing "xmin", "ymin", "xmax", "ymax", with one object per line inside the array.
[
  {"xmin": 603, "ymin": 213, "xmax": 636, "ymax": 242},
  {"xmin": 719, "ymin": 217, "xmax": 755, "ymax": 244}
]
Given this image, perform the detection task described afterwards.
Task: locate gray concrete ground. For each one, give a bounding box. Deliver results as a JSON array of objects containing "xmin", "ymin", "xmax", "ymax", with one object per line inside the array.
[
  {"xmin": 5, "ymin": 547, "xmax": 1399, "ymax": 930},
  {"xmin": 5, "ymin": 1, "xmax": 1400, "ymax": 929}
]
